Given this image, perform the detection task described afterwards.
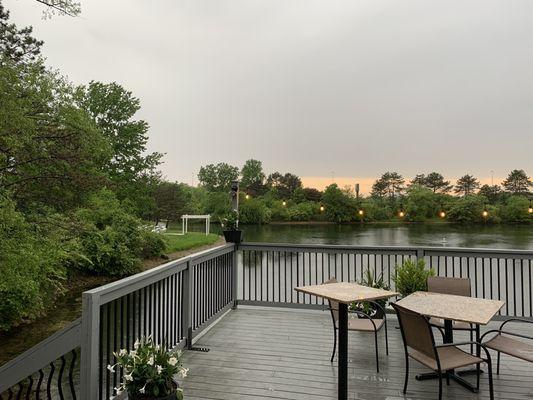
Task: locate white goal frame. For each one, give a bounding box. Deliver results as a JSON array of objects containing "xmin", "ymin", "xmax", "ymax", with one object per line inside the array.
[{"xmin": 180, "ymin": 214, "xmax": 211, "ymax": 235}]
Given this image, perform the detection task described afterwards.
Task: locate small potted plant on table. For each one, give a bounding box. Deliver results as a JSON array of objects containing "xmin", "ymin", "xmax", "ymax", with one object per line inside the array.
[
  {"xmin": 108, "ymin": 336, "xmax": 188, "ymax": 399},
  {"xmin": 221, "ymin": 210, "xmax": 243, "ymax": 243}
]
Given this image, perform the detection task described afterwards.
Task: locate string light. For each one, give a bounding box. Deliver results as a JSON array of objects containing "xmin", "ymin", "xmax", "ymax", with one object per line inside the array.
[{"xmin": 398, "ymin": 204, "xmax": 405, "ymax": 218}]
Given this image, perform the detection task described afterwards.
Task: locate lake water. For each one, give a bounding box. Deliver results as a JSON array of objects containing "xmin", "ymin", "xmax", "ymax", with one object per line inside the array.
[{"xmin": 236, "ymin": 223, "xmax": 533, "ymax": 250}]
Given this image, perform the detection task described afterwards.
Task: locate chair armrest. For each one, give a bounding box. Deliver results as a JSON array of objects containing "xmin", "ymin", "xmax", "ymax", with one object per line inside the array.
[
  {"xmin": 480, "ymin": 329, "xmax": 533, "ymax": 343},
  {"xmin": 499, "ymin": 318, "xmax": 533, "ymax": 331},
  {"xmin": 367, "ymin": 300, "xmax": 388, "ymax": 320},
  {"xmin": 347, "ymin": 310, "xmax": 378, "ymax": 330}
]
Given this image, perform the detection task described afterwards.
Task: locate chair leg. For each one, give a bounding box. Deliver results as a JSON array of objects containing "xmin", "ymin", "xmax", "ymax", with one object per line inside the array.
[
  {"xmin": 330, "ymin": 328, "xmax": 337, "ymax": 363},
  {"xmin": 487, "ymin": 359, "xmax": 495, "ymax": 400},
  {"xmin": 384, "ymin": 321, "xmax": 389, "ymax": 356},
  {"xmin": 446, "ymin": 372, "xmax": 450, "ymax": 386},
  {"xmin": 476, "ymin": 363, "xmax": 480, "ymax": 390},
  {"xmin": 496, "ymin": 352, "xmax": 500, "ymax": 375},
  {"xmin": 403, "ymin": 354, "xmax": 409, "ymax": 394},
  {"xmin": 438, "ymin": 372, "xmax": 443, "ymax": 400},
  {"xmin": 374, "ymin": 331, "xmax": 379, "ymax": 373},
  {"xmin": 470, "ymin": 329, "xmax": 473, "ymax": 354}
]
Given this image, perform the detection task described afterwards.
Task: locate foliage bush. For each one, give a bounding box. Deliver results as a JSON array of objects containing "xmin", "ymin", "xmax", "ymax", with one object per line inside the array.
[
  {"xmin": 239, "ymin": 198, "xmax": 271, "ymax": 224},
  {"xmin": 0, "ymin": 196, "xmax": 74, "ymax": 331},
  {"xmin": 393, "ymin": 259, "xmax": 435, "ymax": 298},
  {"xmin": 447, "ymin": 195, "xmax": 498, "ymax": 224},
  {"xmin": 287, "ymin": 202, "xmax": 318, "ymax": 221},
  {"xmin": 499, "ymin": 196, "xmax": 531, "ymax": 223},
  {"xmin": 322, "ymin": 184, "xmax": 357, "ymax": 223},
  {"xmin": 405, "ymin": 186, "xmax": 440, "ymax": 221},
  {"xmin": 74, "ymin": 189, "xmax": 166, "ymax": 276}
]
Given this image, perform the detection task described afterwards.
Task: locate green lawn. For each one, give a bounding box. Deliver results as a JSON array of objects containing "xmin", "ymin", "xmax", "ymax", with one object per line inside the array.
[{"xmin": 163, "ymin": 232, "xmax": 220, "ymax": 253}]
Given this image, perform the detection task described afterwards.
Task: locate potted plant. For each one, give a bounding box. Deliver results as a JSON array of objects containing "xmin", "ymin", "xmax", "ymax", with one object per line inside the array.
[
  {"xmin": 393, "ymin": 258, "xmax": 435, "ymax": 298},
  {"xmin": 221, "ymin": 210, "xmax": 243, "ymax": 243},
  {"xmin": 350, "ymin": 269, "xmax": 390, "ymax": 319},
  {"xmin": 108, "ymin": 336, "xmax": 188, "ymax": 400}
]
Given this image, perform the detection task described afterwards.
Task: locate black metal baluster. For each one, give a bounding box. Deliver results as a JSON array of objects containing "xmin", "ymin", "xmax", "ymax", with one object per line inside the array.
[
  {"xmin": 24, "ymin": 375, "xmax": 33, "ymax": 400},
  {"xmin": 57, "ymin": 355, "xmax": 66, "ymax": 400},
  {"xmin": 490, "ymin": 258, "xmax": 494, "ymax": 300},
  {"xmin": 513, "ymin": 259, "xmax": 517, "ymax": 316},
  {"xmin": 113, "ymin": 299, "xmax": 118, "ymax": 391},
  {"xmin": 521, "ymin": 259, "xmax": 525, "ymax": 317},
  {"xmin": 47, "ymin": 361, "xmax": 55, "ymax": 399},
  {"xmin": 36, "ymin": 369, "xmax": 45, "ymax": 398},
  {"xmin": 105, "ymin": 302, "xmax": 110, "ymax": 399},
  {"xmin": 15, "ymin": 383, "xmax": 22, "ymax": 400},
  {"xmin": 69, "ymin": 349, "xmax": 77, "ymax": 400},
  {"xmin": 98, "ymin": 306, "xmax": 104, "ymax": 400},
  {"xmin": 505, "ymin": 259, "xmax": 509, "ymax": 315}
]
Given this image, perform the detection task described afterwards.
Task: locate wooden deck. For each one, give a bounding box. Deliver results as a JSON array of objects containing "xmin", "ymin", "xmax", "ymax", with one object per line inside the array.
[{"xmin": 181, "ymin": 307, "xmax": 533, "ymax": 400}]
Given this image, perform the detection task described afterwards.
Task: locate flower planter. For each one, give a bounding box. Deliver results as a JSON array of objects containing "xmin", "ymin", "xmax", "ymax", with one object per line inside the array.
[
  {"xmin": 129, "ymin": 380, "xmax": 182, "ymax": 400},
  {"xmin": 223, "ymin": 230, "xmax": 243, "ymax": 243}
]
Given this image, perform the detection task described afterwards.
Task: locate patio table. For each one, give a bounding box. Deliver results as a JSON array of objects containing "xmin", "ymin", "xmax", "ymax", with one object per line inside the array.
[
  {"xmin": 295, "ymin": 282, "xmax": 398, "ymax": 400},
  {"xmin": 396, "ymin": 291, "xmax": 504, "ymax": 393}
]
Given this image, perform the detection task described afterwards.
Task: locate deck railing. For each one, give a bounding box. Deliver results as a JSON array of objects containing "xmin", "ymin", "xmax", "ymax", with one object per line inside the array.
[
  {"xmin": 0, "ymin": 319, "xmax": 81, "ymax": 399},
  {"xmin": 2, "ymin": 241, "xmax": 532, "ymax": 399},
  {"xmin": 237, "ymin": 243, "xmax": 533, "ymax": 317}
]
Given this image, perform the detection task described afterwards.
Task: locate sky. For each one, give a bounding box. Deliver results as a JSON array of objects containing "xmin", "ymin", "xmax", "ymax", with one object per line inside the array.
[{"xmin": 5, "ymin": 0, "xmax": 533, "ymax": 193}]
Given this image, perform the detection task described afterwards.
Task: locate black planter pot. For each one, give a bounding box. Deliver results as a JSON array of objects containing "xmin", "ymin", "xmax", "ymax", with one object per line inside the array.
[
  {"xmin": 129, "ymin": 380, "xmax": 181, "ymax": 400},
  {"xmin": 223, "ymin": 230, "xmax": 243, "ymax": 243}
]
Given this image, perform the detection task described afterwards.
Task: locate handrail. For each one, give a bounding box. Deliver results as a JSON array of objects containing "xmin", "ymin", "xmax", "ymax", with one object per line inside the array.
[
  {"xmin": 85, "ymin": 243, "xmax": 235, "ymax": 305},
  {"xmin": 0, "ymin": 318, "xmax": 81, "ymax": 393},
  {"xmin": 240, "ymin": 242, "xmax": 533, "ymax": 257}
]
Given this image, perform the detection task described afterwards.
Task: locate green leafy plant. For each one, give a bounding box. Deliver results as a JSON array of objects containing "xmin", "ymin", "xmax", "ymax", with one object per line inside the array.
[
  {"xmin": 350, "ymin": 269, "xmax": 390, "ymax": 316},
  {"xmin": 393, "ymin": 259, "xmax": 435, "ymax": 298},
  {"xmin": 220, "ymin": 210, "xmax": 239, "ymax": 231},
  {"xmin": 109, "ymin": 336, "xmax": 187, "ymax": 399}
]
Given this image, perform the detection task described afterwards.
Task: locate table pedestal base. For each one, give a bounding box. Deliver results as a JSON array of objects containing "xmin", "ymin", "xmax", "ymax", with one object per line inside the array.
[{"xmin": 415, "ymin": 369, "xmax": 480, "ymax": 393}]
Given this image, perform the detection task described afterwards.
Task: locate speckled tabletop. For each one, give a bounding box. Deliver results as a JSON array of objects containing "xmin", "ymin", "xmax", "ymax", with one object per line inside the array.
[
  {"xmin": 295, "ymin": 282, "xmax": 399, "ymax": 304},
  {"xmin": 396, "ymin": 291, "xmax": 505, "ymax": 325}
]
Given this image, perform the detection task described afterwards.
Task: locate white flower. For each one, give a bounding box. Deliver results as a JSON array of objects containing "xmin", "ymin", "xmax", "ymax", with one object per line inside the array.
[
  {"xmin": 119, "ymin": 349, "xmax": 127, "ymax": 356},
  {"xmin": 134, "ymin": 339, "xmax": 140, "ymax": 349},
  {"xmin": 179, "ymin": 367, "xmax": 189, "ymax": 378},
  {"xmin": 107, "ymin": 364, "xmax": 115, "ymax": 373},
  {"xmin": 139, "ymin": 383, "xmax": 147, "ymax": 394},
  {"xmin": 147, "ymin": 356, "xmax": 154, "ymax": 366},
  {"xmin": 124, "ymin": 373, "xmax": 133, "ymax": 382},
  {"xmin": 129, "ymin": 350, "xmax": 137, "ymax": 357},
  {"xmin": 168, "ymin": 357, "xmax": 178, "ymax": 366},
  {"xmin": 114, "ymin": 386, "xmax": 124, "ymax": 395},
  {"xmin": 156, "ymin": 365, "xmax": 163, "ymax": 374},
  {"xmin": 155, "ymin": 344, "xmax": 160, "ymax": 350}
]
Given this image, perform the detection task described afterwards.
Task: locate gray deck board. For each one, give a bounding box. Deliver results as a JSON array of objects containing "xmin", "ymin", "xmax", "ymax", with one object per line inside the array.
[{"xmin": 181, "ymin": 307, "xmax": 533, "ymax": 400}]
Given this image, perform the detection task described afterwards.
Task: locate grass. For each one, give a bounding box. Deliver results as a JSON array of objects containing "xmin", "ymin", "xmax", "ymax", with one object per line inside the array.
[{"xmin": 163, "ymin": 232, "xmax": 220, "ymax": 253}]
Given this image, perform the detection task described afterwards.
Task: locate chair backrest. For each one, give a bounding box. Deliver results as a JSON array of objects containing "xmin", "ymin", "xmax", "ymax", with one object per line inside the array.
[
  {"xmin": 323, "ymin": 277, "xmax": 339, "ymax": 322},
  {"xmin": 427, "ymin": 276, "xmax": 471, "ymax": 297},
  {"xmin": 392, "ymin": 303, "xmax": 437, "ymax": 360}
]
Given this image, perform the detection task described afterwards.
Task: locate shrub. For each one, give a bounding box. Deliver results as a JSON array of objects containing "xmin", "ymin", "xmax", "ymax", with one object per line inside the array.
[
  {"xmin": 287, "ymin": 202, "xmax": 318, "ymax": 221},
  {"xmin": 405, "ymin": 186, "xmax": 439, "ymax": 221},
  {"xmin": 447, "ymin": 195, "xmax": 498, "ymax": 223},
  {"xmin": 74, "ymin": 189, "xmax": 166, "ymax": 276},
  {"xmin": 393, "ymin": 259, "xmax": 435, "ymax": 298},
  {"xmin": 239, "ymin": 198, "xmax": 271, "ymax": 224},
  {"xmin": 0, "ymin": 196, "xmax": 72, "ymax": 331},
  {"xmin": 499, "ymin": 196, "xmax": 532, "ymax": 223}
]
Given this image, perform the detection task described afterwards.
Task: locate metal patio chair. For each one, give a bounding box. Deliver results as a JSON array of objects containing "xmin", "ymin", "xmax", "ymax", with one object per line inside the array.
[
  {"xmin": 324, "ymin": 278, "xmax": 388, "ymax": 373},
  {"xmin": 392, "ymin": 302, "xmax": 494, "ymax": 400},
  {"xmin": 480, "ymin": 318, "xmax": 533, "ymax": 374},
  {"xmin": 427, "ymin": 276, "xmax": 479, "ymax": 352}
]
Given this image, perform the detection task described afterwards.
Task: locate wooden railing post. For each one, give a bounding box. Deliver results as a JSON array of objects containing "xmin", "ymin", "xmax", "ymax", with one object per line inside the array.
[
  {"xmin": 80, "ymin": 291, "xmax": 100, "ymax": 400},
  {"xmin": 232, "ymin": 245, "xmax": 238, "ymax": 309},
  {"xmin": 183, "ymin": 258, "xmax": 193, "ymax": 349}
]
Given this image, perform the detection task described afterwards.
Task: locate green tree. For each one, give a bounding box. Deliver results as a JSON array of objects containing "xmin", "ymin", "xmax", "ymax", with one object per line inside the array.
[
  {"xmin": 410, "ymin": 174, "xmax": 426, "ymax": 186},
  {"xmin": 151, "ymin": 181, "xmax": 195, "ymax": 221},
  {"xmin": 425, "ymin": 172, "xmax": 453, "ymax": 193},
  {"xmin": 0, "ymin": 62, "xmax": 110, "ymax": 210},
  {"xmin": 405, "ymin": 186, "xmax": 439, "ymax": 222},
  {"xmin": 240, "ymin": 159, "xmax": 266, "ymax": 196},
  {"xmin": 478, "ymin": 184, "xmax": 504, "ymax": 204},
  {"xmin": 447, "ymin": 195, "xmax": 494, "ymax": 223},
  {"xmin": 266, "ymin": 172, "xmax": 302, "ymax": 200},
  {"xmin": 454, "ymin": 174, "xmax": 480, "ymax": 196},
  {"xmin": 302, "ymin": 187, "xmax": 322, "ymax": 202},
  {"xmin": 322, "ymin": 184, "xmax": 357, "ymax": 223},
  {"xmin": 371, "ymin": 172, "xmax": 405, "ymax": 198},
  {"xmin": 502, "ymin": 169, "xmax": 532, "ymax": 195},
  {"xmin": 198, "ymin": 162, "xmax": 239, "ymax": 192},
  {"xmin": 0, "ymin": 3, "xmax": 43, "ymax": 65}
]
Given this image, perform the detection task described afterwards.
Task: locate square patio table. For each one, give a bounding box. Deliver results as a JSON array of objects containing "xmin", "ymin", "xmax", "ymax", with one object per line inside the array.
[
  {"xmin": 295, "ymin": 282, "xmax": 398, "ymax": 400},
  {"xmin": 396, "ymin": 291, "xmax": 504, "ymax": 392}
]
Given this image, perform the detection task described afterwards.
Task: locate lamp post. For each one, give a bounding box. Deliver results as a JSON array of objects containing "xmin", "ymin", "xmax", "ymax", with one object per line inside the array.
[
  {"xmin": 398, "ymin": 204, "xmax": 405, "ymax": 218},
  {"xmin": 529, "ymin": 202, "xmax": 533, "ymax": 214},
  {"xmin": 439, "ymin": 204, "xmax": 446, "ymax": 219},
  {"xmin": 282, "ymin": 200, "xmax": 287, "ymax": 207},
  {"xmin": 320, "ymin": 205, "xmax": 325, "ymax": 212}
]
